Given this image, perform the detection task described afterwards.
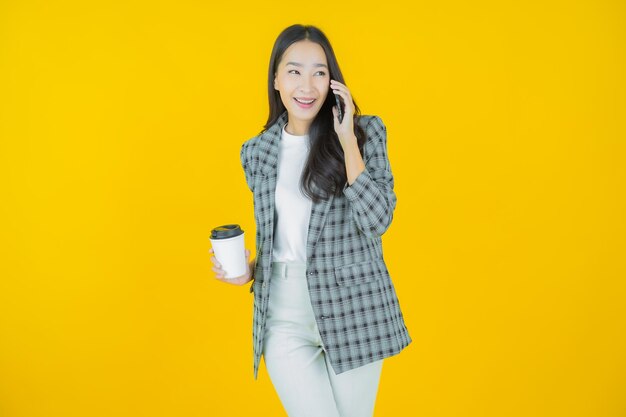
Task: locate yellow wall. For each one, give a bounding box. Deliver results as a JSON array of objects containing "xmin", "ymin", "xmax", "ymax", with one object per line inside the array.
[{"xmin": 1, "ymin": 1, "xmax": 625, "ymax": 416}]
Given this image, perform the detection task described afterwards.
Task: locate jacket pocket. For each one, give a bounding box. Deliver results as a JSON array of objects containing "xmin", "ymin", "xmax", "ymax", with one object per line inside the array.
[{"xmin": 334, "ymin": 258, "xmax": 388, "ymax": 287}]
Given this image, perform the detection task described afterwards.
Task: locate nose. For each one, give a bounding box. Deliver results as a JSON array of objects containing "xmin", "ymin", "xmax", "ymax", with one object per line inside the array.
[{"xmin": 299, "ymin": 75, "xmax": 314, "ymax": 92}]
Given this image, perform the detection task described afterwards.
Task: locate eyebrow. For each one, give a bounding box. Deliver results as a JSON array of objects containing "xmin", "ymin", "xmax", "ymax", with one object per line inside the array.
[{"xmin": 286, "ymin": 62, "xmax": 328, "ymax": 69}]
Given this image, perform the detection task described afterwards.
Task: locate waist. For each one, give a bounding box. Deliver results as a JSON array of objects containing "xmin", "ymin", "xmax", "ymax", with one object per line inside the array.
[{"xmin": 271, "ymin": 261, "xmax": 308, "ymax": 278}]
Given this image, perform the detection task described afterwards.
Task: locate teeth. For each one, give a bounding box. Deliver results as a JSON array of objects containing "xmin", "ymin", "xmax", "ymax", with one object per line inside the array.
[{"xmin": 295, "ymin": 98, "xmax": 315, "ymax": 104}]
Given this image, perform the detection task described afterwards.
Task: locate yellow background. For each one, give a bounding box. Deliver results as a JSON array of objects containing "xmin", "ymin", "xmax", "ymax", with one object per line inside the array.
[{"xmin": 1, "ymin": 0, "xmax": 625, "ymax": 416}]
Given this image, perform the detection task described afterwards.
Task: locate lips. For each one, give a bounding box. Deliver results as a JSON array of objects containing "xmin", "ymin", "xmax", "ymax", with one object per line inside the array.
[
  {"xmin": 294, "ymin": 97, "xmax": 316, "ymax": 104},
  {"xmin": 293, "ymin": 97, "xmax": 316, "ymax": 108}
]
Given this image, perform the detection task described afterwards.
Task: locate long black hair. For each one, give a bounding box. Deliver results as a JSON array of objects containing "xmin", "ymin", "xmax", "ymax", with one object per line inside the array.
[{"xmin": 260, "ymin": 24, "xmax": 367, "ymax": 204}]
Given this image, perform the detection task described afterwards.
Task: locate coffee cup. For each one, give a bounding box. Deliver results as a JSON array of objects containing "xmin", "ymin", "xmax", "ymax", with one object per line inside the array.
[{"xmin": 209, "ymin": 224, "xmax": 247, "ymax": 279}]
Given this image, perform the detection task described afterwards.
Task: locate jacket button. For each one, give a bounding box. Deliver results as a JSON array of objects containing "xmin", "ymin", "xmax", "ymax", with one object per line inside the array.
[
  {"xmin": 320, "ymin": 315, "xmax": 327, "ymax": 320},
  {"xmin": 262, "ymin": 282, "xmax": 267, "ymax": 288},
  {"xmin": 308, "ymin": 271, "xmax": 314, "ymax": 276}
]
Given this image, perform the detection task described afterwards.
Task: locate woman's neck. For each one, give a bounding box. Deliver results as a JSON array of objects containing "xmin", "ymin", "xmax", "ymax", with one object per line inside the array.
[{"xmin": 285, "ymin": 120, "xmax": 310, "ymax": 136}]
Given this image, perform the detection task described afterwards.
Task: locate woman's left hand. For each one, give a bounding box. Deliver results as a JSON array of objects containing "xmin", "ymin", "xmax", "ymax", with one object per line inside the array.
[{"xmin": 330, "ymin": 79, "xmax": 356, "ymax": 149}]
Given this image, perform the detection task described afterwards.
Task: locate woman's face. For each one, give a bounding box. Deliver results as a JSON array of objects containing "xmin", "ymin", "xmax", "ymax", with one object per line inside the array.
[{"xmin": 274, "ymin": 40, "xmax": 330, "ymax": 126}]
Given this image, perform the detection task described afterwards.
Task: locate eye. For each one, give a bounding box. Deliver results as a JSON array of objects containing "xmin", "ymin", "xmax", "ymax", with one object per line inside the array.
[{"xmin": 288, "ymin": 70, "xmax": 327, "ymax": 76}]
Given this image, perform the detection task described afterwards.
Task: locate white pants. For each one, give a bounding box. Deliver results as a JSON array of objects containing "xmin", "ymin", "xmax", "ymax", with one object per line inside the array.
[{"xmin": 262, "ymin": 261, "xmax": 384, "ymax": 417}]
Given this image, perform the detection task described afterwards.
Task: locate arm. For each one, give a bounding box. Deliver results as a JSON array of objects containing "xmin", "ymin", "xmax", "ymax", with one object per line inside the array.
[
  {"xmin": 240, "ymin": 141, "xmax": 254, "ymax": 193},
  {"xmin": 240, "ymin": 141, "xmax": 258, "ymax": 292},
  {"xmin": 342, "ymin": 116, "xmax": 397, "ymax": 239}
]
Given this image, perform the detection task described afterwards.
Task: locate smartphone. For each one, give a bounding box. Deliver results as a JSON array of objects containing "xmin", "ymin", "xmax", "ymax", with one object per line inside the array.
[{"xmin": 334, "ymin": 92, "xmax": 344, "ymax": 123}]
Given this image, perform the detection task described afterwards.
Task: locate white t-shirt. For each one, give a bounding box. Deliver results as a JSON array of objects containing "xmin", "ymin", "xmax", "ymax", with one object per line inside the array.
[{"xmin": 271, "ymin": 123, "xmax": 313, "ymax": 263}]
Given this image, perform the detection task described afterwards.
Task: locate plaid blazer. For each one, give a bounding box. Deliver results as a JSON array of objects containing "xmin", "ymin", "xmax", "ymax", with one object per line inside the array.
[{"xmin": 240, "ymin": 110, "xmax": 412, "ymax": 380}]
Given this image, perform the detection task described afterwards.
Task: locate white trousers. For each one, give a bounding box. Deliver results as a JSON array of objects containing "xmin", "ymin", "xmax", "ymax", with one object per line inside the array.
[{"xmin": 262, "ymin": 261, "xmax": 384, "ymax": 417}]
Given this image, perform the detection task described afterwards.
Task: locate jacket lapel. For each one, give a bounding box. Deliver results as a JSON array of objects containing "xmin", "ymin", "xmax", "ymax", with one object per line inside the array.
[{"xmin": 257, "ymin": 111, "xmax": 335, "ymax": 264}]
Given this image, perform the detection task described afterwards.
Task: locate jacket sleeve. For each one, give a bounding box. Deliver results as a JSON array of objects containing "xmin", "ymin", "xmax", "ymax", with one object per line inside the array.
[
  {"xmin": 240, "ymin": 141, "xmax": 254, "ymax": 193},
  {"xmin": 342, "ymin": 116, "xmax": 397, "ymax": 239},
  {"xmin": 241, "ymin": 140, "xmax": 257, "ymax": 294}
]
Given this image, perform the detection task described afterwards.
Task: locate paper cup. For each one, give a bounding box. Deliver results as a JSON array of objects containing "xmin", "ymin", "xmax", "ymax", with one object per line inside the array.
[{"xmin": 209, "ymin": 224, "xmax": 247, "ymax": 279}]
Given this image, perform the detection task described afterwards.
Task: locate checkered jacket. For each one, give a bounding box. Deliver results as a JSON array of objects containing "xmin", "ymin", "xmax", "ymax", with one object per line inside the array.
[{"xmin": 240, "ymin": 110, "xmax": 412, "ymax": 380}]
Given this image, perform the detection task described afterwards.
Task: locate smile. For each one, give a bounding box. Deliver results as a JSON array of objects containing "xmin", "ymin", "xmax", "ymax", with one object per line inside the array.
[{"xmin": 294, "ymin": 98, "xmax": 316, "ymax": 108}]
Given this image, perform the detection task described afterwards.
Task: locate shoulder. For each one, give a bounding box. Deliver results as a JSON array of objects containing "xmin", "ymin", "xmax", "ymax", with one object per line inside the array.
[
  {"xmin": 357, "ymin": 114, "xmax": 386, "ymax": 137},
  {"xmin": 356, "ymin": 114, "xmax": 388, "ymax": 160},
  {"xmin": 240, "ymin": 129, "xmax": 266, "ymax": 159},
  {"xmin": 241, "ymin": 132, "xmax": 261, "ymax": 152},
  {"xmin": 239, "ymin": 132, "xmax": 262, "ymax": 175},
  {"xmin": 357, "ymin": 115, "xmax": 387, "ymax": 151}
]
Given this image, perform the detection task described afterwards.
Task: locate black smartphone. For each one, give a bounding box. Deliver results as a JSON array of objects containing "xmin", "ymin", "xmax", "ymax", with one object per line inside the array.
[{"xmin": 334, "ymin": 92, "xmax": 344, "ymax": 123}]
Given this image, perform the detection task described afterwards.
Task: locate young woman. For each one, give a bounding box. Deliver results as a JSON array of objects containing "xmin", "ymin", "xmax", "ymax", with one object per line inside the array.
[{"xmin": 209, "ymin": 24, "xmax": 411, "ymax": 417}]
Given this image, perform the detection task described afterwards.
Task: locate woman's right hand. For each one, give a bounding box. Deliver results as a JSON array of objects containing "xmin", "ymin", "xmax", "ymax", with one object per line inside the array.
[{"xmin": 209, "ymin": 247, "xmax": 256, "ymax": 286}]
